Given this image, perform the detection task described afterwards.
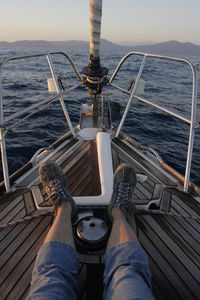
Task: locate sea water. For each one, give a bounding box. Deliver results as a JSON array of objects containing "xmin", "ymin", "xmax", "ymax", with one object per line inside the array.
[{"xmin": 0, "ymin": 47, "xmax": 199, "ymax": 186}]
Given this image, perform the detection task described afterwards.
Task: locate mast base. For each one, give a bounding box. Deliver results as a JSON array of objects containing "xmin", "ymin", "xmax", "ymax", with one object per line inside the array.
[{"xmin": 82, "ymin": 54, "xmax": 108, "ymax": 96}]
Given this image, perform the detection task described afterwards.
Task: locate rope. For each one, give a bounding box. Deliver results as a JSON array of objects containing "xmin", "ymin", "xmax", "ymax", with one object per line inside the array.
[
  {"xmin": 0, "ymin": 210, "xmax": 54, "ymax": 230},
  {"xmin": 0, "ymin": 206, "xmax": 199, "ymax": 231}
]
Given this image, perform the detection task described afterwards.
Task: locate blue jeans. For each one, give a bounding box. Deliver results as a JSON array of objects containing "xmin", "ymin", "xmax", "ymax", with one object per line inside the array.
[{"xmin": 27, "ymin": 241, "xmax": 154, "ymax": 300}]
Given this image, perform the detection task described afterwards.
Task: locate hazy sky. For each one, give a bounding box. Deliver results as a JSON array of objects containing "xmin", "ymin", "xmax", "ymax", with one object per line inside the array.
[{"xmin": 0, "ymin": 0, "xmax": 199, "ymax": 44}]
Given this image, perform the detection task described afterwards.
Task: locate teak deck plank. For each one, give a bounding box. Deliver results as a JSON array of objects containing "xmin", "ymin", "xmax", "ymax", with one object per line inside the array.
[
  {"xmin": 140, "ymin": 179, "xmax": 155, "ymax": 194},
  {"xmin": 66, "ymin": 153, "xmax": 92, "ymax": 189},
  {"xmin": 168, "ymin": 214, "xmax": 200, "ymax": 241},
  {"xmin": 80, "ymin": 180, "xmax": 93, "ymax": 197},
  {"xmin": 155, "ymin": 215, "xmax": 200, "ymax": 266},
  {"xmin": 151, "ymin": 280, "xmax": 165, "ymax": 300},
  {"xmin": 90, "ymin": 141, "xmax": 101, "ymax": 196},
  {"xmin": 8, "ymin": 207, "xmax": 27, "ymax": 225},
  {"xmin": 0, "ymin": 195, "xmax": 23, "ymax": 222},
  {"xmin": 1, "ymin": 217, "xmax": 51, "ymax": 299},
  {"xmin": 170, "ymin": 206, "xmax": 200, "ymax": 233},
  {"xmin": 20, "ymin": 286, "xmax": 30, "ymax": 300},
  {"xmin": 140, "ymin": 231, "xmax": 184, "ymax": 300},
  {"xmin": 61, "ymin": 141, "xmax": 91, "ymax": 171},
  {"xmin": 0, "ymin": 225, "xmax": 15, "ymax": 242},
  {"xmin": 6, "ymin": 260, "xmax": 35, "ymax": 300},
  {"xmin": 136, "ymin": 182, "xmax": 152, "ymax": 199},
  {"xmin": 132, "ymin": 186, "xmax": 148, "ymax": 201},
  {"xmin": 138, "ymin": 216, "xmax": 199, "ymax": 299},
  {"xmin": 58, "ymin": 140, "xmax": 88, "ymax": 168},
  {"xmin": 138, "ymin": 214, "xmax": 200, "ymax": 297},
  {"xmin": 0, "ymin": 217, "xmax": 43, "ymax": 273},
  {"xmin": 0, "ymin": 200, "xmax": 25, "ymax": 225},
  {"xmin": 72, "ymin": 173, "xmax": 93, "ymax": 197},
  {"xmin": 0, "ymin": 199, "xmax": 13, "ymax": 212},
  {"xmin": 65, "ymin": 150, "xmax": 92, "ymax": 186},
  {"xmin": 0, "ymin": 221, "xmax": 28, "ymax": 254},
  {"xmin": 171, "ymin": 199, "xmax": 196, "ymax": 216},
  {"xmin": 49, "ymin": 138, "xmax": 79, "ymax": 164},
  {"xmin": 142, "ymin": 215, "xmax": 200, "ymax": 285},
  {"xmin": 172, "ymin": 194, "xmax": 200, "ymax": 217}
]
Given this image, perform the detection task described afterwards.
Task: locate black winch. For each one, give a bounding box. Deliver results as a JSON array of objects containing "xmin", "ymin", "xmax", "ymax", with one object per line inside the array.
[
  {"xmin": 82, "ymin": 54, "xmax": 108, "ymax": 96},
  {"xmin": 74, "ymin": 210, "xmax": 110, "ymax": 253}
]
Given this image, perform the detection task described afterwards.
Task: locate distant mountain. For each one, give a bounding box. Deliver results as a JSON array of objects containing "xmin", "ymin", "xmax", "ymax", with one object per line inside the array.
[
  {"xmin": 132, "ymin": 40, "xmax": 200, "ymax": 56},
  {"xmin": 119, "ymin": 40, "xmax": 156, "ymax": 46},
  {"xmin": 0, "ymin": 40, "xmax": 52, "ymax": 48},
  {"xmin": 0, "ymin": 39, "xmax": 200, "ymax": 56}
]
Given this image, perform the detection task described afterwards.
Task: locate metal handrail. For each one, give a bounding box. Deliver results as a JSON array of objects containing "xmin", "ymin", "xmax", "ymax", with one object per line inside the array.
[
  {"xmin": 109, "ymin": 52, "xmax": 199, "ymax": 193},
  {"xmin": 4, "ymin": 83, "xmax": 82, "ymax": 125},
  {"xmin": 0, "ymin": 52, "xmax": 82, "ymax": 192},
  {"xmin": 0, "ymin": 51, "xmax": 82, "ymax": 81}
]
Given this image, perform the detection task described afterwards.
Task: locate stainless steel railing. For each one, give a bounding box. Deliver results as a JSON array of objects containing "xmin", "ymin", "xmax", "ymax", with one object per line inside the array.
[
  {"xmin": 0, "ymin": 52, "xmax": 82, "ymax": 192},
  {"xmin": 0, "ymin": 50, "xmax": 199, "ymax": 194},
  {"xmin": 109, "ymin": 52, "xmax": 199, "ymax": 193}
]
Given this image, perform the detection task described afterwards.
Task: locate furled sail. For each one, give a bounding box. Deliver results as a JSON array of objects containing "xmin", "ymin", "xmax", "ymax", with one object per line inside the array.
[
  {"xmin": 82, "ymin": 0, "xmax": 107, "ymax": 96},
  {"xmin": 89, "ymin": 0, "xmax": 102, "ymax": 58}
]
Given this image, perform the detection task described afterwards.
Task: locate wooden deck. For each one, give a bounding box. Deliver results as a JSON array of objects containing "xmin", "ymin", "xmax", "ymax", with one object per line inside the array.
[
  {"xmin": 0, "ymin": 135, "xmax": 199, "ymax": 299},
  {"xmin": 137, "ymin": 213, "xmax": 200, "ymax": 299},
  {"xmin": 0, "ymin": 210, "xmax": 52, "ymax": 299}
]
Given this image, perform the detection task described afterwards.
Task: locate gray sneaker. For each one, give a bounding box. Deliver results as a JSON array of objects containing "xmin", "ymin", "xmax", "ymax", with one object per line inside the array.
[
  {"xmin": 39, "ymin": 160, "xmax": 77, "ymax": 219},
  {"xmin": 108, "ymin": 163, "xmax": 137, "ymax": 225}
]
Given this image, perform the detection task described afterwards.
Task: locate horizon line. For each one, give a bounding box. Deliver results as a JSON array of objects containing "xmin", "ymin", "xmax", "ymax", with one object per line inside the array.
[{"xmin": 0, "ymin": 39, "xmax": 200, "ymax": 47}]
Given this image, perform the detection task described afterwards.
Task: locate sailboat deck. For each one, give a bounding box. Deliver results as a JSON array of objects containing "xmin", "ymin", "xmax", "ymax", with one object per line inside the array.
[
  {"xmin": 138, "ymin": 213, "xmax": 200, "ymax": 299},
  {"xmin": 0, "ymin": 215, "xmax": 52, "ymax": 299},
  {"xmin": 0, "ymin": 136, "xmax": 199, "ymax": 299}
]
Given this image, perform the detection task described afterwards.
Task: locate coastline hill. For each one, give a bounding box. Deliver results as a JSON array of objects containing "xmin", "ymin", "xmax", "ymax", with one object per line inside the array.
[{"xmin": 0, "ymin": 39, "xmax": 200, "ymax": 56}]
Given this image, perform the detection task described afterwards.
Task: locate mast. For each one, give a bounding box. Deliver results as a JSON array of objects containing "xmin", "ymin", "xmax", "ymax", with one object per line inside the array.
[
  {"xmin": 82, "ymin": 0, "xmax": 108, "ymax": 96},
  {"xmin": 89, "ymin": 0, "xmax": 102, "ymax": 62}
]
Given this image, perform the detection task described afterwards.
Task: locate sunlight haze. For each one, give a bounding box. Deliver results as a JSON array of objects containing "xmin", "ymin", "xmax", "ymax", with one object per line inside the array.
[{"xmin": 0, "ymin": 0, "xmax": 199, "ymax": 44}]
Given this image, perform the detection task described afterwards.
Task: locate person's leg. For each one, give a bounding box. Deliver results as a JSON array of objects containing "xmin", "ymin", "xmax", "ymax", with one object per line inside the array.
[
  {"xmin": 44, "ymin": 201, "xmax": 75, "ymax": 247},
  {"xmin": 104, "ymin": 163, "xmax": 155, "ymax": 300},
  {"xmin": 106, "ymin": 207, "xmax": 139, "ymax": 252},
  {"xmin": 27, "ymin": 161, "xmax": 78, "ymax": 300}
]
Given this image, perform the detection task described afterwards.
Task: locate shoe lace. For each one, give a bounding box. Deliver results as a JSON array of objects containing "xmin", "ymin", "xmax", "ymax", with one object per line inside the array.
[
  {"xmin": 115, "ymin": 182, "xmax": 133, "ymax": 203},
  {"xmin": 46, "ymin": 179, "xmax": 67, "ymax": 201}
]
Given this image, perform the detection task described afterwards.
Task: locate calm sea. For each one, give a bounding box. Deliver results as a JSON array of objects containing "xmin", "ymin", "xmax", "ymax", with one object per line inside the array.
[{"xmin": 0, "ymin": 47, "xmax": 200, "ymax": 186}]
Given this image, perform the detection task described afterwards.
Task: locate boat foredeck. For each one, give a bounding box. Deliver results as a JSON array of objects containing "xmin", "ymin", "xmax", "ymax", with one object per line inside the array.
[{"xmin": 0, "ymin": 135, "xmax": 199, "ymax": 299}]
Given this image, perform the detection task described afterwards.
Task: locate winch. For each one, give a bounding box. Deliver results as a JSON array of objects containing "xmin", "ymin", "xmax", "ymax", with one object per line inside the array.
[{"xmin": 74, "ymin": 211, "xmax": 110, "ymax": 253}]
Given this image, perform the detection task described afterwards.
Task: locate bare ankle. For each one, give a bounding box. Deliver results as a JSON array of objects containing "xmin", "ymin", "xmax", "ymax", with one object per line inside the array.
[{"xmin": 57, "ymin": 201, "xmax": 72, "ymax": 215}]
